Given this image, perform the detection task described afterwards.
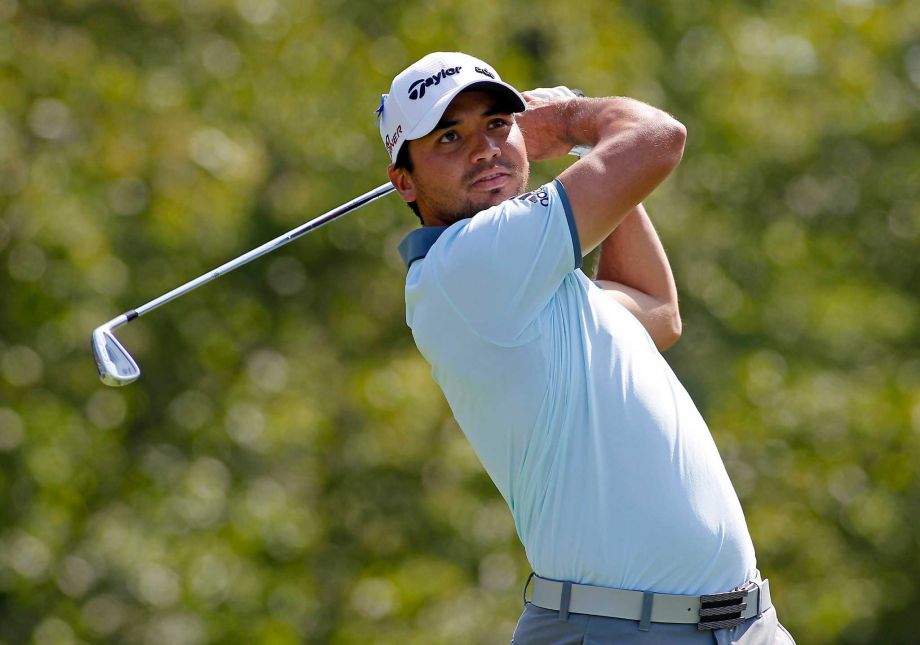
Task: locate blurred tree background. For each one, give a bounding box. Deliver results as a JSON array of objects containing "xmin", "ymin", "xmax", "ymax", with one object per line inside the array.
[{"xmin": 0, "ymin": 0, "xmax": 918, "ymax": 643}]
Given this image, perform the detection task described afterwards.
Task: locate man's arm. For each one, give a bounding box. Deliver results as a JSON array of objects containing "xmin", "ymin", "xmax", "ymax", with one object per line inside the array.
[
  {"xmin": 594, "ymin": 203, "xmax": 681, "ymax": 351},
  {"xmin": 517, "ymin": 95, "xmax": 686, "ymax": 254},
  {"xmin": 516, "ymin": 92, "xmax": 685, "ymax": 349}
]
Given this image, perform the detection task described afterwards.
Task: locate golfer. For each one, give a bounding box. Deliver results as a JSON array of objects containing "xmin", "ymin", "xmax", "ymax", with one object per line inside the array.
[{"xmin": 377, "ymin": 52, "xmax": 794, "ymax": 644}]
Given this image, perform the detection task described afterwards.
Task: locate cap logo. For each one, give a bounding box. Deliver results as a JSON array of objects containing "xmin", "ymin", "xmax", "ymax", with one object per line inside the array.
[
  {"xmin": 475, "ymin": 66, "xmax": 495, "ymax": 79},
  {"xmin": 407, "ymin": 66, "xmax": 462, "ymax": 100},
  {"xmin": 385, "ymin": 124, "xmax": 403, "ymax": 156}
]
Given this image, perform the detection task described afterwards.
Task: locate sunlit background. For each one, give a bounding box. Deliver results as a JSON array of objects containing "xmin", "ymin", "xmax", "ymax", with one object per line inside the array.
[{"xmin": 1, "ymin": 0, "xmax": 918, "ymax": 643}]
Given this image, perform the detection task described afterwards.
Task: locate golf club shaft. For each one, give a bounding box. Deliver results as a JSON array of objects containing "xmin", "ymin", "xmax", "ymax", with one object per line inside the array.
[{"xmin": 105, "ymin": 182, "xmax": 396, "ymax": 332}]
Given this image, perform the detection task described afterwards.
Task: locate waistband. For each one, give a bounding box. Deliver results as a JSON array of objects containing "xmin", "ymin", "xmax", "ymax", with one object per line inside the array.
[{"xmin": 526, "ymin": 574, "xmax": 772, "ymax": 632}]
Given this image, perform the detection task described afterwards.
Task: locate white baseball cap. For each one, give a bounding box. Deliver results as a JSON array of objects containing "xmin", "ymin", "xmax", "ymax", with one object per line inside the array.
[{"xmin": 376, "ymin": 52, "xmax": 526, "ymax": 164}]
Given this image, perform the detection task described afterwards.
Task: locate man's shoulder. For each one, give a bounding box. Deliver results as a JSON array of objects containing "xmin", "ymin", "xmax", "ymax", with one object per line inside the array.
[
  {"xmin": 510, "ymin": 184, "xmax": 553, "ymax": 209},
  {"xmin": 492, "ymin": 181, "xmax": 561, "ymax": 218}
]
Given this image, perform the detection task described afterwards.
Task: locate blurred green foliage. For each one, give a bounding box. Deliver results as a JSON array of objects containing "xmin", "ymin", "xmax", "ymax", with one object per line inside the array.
[{"xmin": 0, "ymin": 0, "xmax": 918, "ymax": 642}]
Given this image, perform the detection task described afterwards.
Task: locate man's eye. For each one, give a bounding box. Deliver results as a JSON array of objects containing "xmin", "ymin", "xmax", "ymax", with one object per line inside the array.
[
  {"xmin": 439, "ymin": 131, "xmax": 459, "ymax": 143},
  {"xmin": 489, "ymin": 118, "xmax": 510, "ymax": 128}
]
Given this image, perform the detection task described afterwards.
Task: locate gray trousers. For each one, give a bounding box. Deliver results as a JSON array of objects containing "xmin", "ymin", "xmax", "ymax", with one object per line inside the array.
[{"xmin": 511, "ymin": 602, "xmax": 796, "ymax": 645}]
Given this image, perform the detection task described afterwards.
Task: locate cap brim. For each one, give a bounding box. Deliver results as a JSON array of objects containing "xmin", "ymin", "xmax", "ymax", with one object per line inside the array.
[{"xmin": 404, "ymin": 80, "xmax": 526, "ymax": 143}]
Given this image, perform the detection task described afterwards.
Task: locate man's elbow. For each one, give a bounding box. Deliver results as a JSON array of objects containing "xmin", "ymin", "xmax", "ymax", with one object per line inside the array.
[
  {"xmin": 631, "ymin": 109, "xmax": 686, "ymax": 179},
  {"xmin": 658, "ymin": 115, "xmax": 687, "ymax": 169},
  {"xmin": 655, "ymin": 308, "xmax": 683, "ymax": 351}
]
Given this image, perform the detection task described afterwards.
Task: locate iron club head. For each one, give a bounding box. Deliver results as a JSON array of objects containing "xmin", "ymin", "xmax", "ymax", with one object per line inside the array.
[{"xmin": 92, "ymin": 325, "xmax": 141, "ymax": 386}]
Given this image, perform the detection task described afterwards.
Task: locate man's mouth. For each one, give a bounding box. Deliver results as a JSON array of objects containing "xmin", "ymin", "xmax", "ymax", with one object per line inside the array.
[{"xmin": 471, "ymin": 170, "xmax": 511, "ymax": 190}]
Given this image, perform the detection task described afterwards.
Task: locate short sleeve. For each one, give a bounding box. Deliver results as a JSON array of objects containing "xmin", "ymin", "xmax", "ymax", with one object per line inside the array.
[{"xmin": 426, "ymin": 179, "xmax": 582, "ymax": 343}]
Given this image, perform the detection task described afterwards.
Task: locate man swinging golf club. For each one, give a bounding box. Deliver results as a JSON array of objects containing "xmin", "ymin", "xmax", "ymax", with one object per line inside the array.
[{"xmin": 378, "ymin": 52, "xmax": 794, "ymax": 644}]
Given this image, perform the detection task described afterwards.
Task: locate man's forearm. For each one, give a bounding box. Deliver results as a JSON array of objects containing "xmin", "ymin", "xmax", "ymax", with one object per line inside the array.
[
  {"xmin": 594, "ymin": 203, "xmax": 682, "ymax": 349},
  {"xmin": 595, "ymin": 204, "xmax": 675, "ymax": 295}
]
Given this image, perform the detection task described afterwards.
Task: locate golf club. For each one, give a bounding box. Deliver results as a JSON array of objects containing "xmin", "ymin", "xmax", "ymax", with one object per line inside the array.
[{"xmin": 92, "ymin": 182, "xmax": 396, "ymax": 386}]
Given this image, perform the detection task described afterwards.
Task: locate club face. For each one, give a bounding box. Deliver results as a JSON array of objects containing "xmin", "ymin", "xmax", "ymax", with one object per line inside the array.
[{"xmin": 92, "ymin": 328, "xmax": 141, "ymax": 386}]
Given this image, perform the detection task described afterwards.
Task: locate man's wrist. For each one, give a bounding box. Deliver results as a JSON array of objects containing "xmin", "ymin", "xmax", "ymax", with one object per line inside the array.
[
  {"xmin": 560, "ymin": 97, "xmax": 592, "ymax": 149},
  {"xmin": 523, "ymin": 86, "xmax": 592, "ymax": 152},
  {"xmin": 561, "ymin": 96, "xmax": 605, "ymax": 151}
]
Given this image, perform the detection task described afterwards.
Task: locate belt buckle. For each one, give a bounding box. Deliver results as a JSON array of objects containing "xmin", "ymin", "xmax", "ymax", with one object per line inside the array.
[{"xmin": 696, "ymin": 585, "xmax": 751, "ymax": 631}]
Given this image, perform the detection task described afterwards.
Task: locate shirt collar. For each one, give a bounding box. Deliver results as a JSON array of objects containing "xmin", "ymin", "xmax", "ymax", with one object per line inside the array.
[{"xmin": 397, "ymin": 225, "xmax": 452, "ymax": 268}]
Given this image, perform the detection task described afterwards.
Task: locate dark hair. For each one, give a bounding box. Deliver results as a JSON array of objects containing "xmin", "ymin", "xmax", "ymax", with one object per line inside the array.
[{"xmin": 393, "ymin": 143, "xmax": 422, "ymax": 224}]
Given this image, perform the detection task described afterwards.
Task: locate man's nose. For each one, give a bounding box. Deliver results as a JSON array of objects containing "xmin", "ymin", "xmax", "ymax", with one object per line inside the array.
[{"xmin": 470, "ymin": 131, "xmax": 501, "ymax": 163}]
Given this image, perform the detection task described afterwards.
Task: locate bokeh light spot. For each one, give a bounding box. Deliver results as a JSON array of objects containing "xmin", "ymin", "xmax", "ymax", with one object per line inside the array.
[
  {"xmin": 107, "ymin": 177, "xmax": 150, "ymax": 216},
  {"xmin": 32, "ymin": 617, "xmax": 75, "ymax": 645},
  {"xmin": 135, "ymin": 563, "xmax": 181, "ymax": 608},
  {"xmin": 245, "ymin": 349, "xmax": 288, "ymax": 392},
  {"xmin": 144, "ymin": 612, "xmax": 205, "ymax": 645},
  {"xmin": 56, "ymin": 556, "xmax": 97, "ymax": 598},
  {"xmin": 350, "ymin": 577, "xmax": 398, "ymax": 619},
  {"xmin": 86, "ymin": 389, "xmax": 127, "ymax": 429},
  {"xmin": 479, "ymin": 552, "xmax": 517, "ymax": 592},
  {"xmin": 202, "ymin": 36, "xmax": 241, "ymax": 78},
  {"xmin": 236, "ymin": 0, "xmax": 278, "ymax": 24},
  {"xmin": 266, "ymin": 255, "xmax": 308, "ymax": 296},
  {"xmin": 1, "ymin": 345, "xmax": 43, "ymax": 387},
  {"xmin": 81, "ymin": 594, "xmax": 127, "ymax": 637},
  {"xmin": 0, "ymin": 407, "xmax": 25, "ymax": 450},
  {"xmin": 8, "ymin": 532, "xmax": 51, "ymax": 580},
  {"xmin": 168, "ymin": 390, "xmax": 214, "ymax": 430},
  {"xmin": 28, "ymin": 98, "xmax": 72, "ymax": 140},
  {"xmin": 7, "ymin": 242, "xmax": 47, "ymax": 282},
  {"xmin": 224, "ymin": 402, "xmax": 266, "ymax": 449}
]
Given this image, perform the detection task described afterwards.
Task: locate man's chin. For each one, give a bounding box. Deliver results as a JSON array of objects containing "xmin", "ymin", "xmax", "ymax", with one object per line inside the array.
[
  {"xmin": 435, "ymin": 202, "xmax": 497, "ymax": 225},
  {"xmin": 477, "ymin": 192, "xmax": 508, "ymax": 210},
  {"xmin": 422, "ymin": 181, "xmax": 526, "ymax": 225},
  {"xmin": 477, "ymin": 180, "xmax": 524, "ymax": 206},
  {"xmin": 469, "ymin": 191, "xmax": 512, "ymax": 215}
]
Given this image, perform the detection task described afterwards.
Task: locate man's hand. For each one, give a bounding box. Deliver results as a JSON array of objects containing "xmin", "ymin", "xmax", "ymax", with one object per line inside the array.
[{"xmin": 516, "ymin": 89, "xmax": 584, "ymax": 162}]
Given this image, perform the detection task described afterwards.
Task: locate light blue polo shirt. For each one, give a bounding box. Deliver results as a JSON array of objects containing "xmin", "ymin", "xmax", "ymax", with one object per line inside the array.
[{"xmin": 398, "ymin": 179, "xmax": 756, "ymax": 596}]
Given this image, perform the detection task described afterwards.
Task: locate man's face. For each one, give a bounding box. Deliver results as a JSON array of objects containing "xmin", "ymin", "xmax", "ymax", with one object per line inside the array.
[{"xmin": 389, "ymin": 90, "xmax": 529, "ymax": 226}]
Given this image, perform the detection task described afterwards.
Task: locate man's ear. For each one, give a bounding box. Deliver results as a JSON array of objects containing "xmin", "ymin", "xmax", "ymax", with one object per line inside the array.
[{"xmin": 387, "ymin": 164, "xmax": 417, "ymax": 204}]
